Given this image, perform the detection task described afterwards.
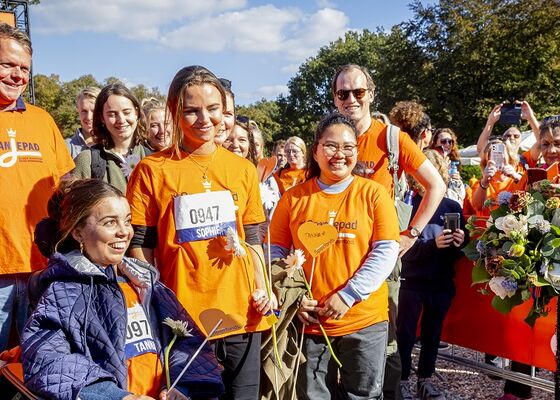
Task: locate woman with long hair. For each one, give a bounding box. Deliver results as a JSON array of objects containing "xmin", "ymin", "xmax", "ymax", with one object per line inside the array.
[
  {"xmin": 127, "ymin": 65, "xmax": 274, "ymax": 399},
  {"xmin": 23, "ymin": 179, "xmax": 223, "ymax": 400},
  {"xmin": 141, "ymin": 97, "xmax": 172, "ymax": 153},
  {"xmin": 72, "ymin": 83, "xmax": 148, "ymax": 193},
  {"xmin": 269, "ymin": 112, "xmax": 400, "ymax": 399},
  {"xmin": 430, "ymin": 128, "xmax": 466, "ymax": 206}
]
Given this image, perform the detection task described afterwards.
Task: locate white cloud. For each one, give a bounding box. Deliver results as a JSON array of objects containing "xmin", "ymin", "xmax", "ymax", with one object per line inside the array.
[{"xmin": 33, "ymin": 0, "xmax": 247, "ymax": 40}]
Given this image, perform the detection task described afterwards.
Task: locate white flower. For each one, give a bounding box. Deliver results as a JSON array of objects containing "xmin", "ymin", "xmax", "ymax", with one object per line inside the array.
[
  {"xmin": 494, "ymin": 214, "xmax": 528, "ymax": 238},
  {"xmin": 488, "ymin": 276, "xmax": 518, "ymax": 300},
  {"xmin": 163, "ymin": 317, "xmax": 193, "ymax": 337},
  {"xmin": 529, "ymin": 215, "xmax": 551, "ymax": 234},
  {"xmin": 259, "ymin": 182, "xmax": 279, "ymax": 211},
  {"xmin": 284, "ymin": 249, "xmax": 306, "ymax": 278},
  {"xmin": 543, "ymin": 262, "xmax": 560, "ymax": 290},
  {"xmin": 224, "ymin": 227, "xmax": 246, "ymax": 257}
]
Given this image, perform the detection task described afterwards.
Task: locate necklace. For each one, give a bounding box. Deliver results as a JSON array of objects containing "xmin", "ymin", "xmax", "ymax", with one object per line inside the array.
[{"xmin": 186, "ymin": 145, "xmax": 219, "ymax": 191}]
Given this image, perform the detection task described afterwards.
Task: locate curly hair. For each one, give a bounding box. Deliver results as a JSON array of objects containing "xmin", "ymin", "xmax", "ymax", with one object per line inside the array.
[{"xmin": 388, "ymin": 101, "xmax": 431, "ymax": 144}]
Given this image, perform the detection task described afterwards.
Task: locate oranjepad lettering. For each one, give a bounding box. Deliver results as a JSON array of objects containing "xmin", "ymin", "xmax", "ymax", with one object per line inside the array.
[
  {"xmin": 0, "ymin": 129, "xmax": 43, "ymax": 168},
  {"xmin": 333, "ymin": 220, "xmax": 358, "ymax": 231}
]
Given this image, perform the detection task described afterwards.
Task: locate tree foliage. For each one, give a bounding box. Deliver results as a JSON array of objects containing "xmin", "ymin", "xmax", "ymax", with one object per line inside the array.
[
  {"xmin": 275, "ymin": 0, "xmax": 560, "ymax": 146},
  {"xmin": 236, "ymin": 99, "xmax": 282, "ymax": 152},
  {"xmin": 32, "ymin": 74, "xmax": 165, "ymax": 137}
]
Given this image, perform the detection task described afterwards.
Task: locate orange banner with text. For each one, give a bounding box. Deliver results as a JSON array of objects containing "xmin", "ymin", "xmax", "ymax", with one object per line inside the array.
[{"xmin": 441, "ymin": 257, "xmax": 556, "ymax": 371}]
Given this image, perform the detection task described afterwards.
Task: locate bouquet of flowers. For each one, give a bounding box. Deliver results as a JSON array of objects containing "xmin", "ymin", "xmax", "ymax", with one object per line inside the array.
[{"xmin": 465, "ymin": 180, "xmax": 560, "ymax": 326}]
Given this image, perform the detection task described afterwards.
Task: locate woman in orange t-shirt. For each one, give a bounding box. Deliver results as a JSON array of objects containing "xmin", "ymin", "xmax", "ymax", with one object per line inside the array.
[
  {"xmin": 273, "ymin": 136, "xmax": 307, "ymax": 194},
  {"xmin": 268, "ymin": 112, "xmax": 400, "ymax": 399},
  {"xmin": 127, "ymin": 66, "xmax": 274, "ymax": 400},
  {"xmin": 472, "ymin": 139, "xmax": 523, "ymax": 217}
]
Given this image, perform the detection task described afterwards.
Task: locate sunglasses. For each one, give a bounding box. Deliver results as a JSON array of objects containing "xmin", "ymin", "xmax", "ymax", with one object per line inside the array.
[
  {"xmin": 439, "ymin": 139, "xmax": 454, "ymax": 145},
  {"xmin": 335, "ymin": 88, "xmax": 368, "ymax": 101},
  {"xmin": 236, "ymin": 115, "xmax": 249, "ymax": 123}
]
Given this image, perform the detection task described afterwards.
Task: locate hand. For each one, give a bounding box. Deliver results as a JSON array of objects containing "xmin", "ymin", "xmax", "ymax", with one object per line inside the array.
[
  {"xmin": 520, "ymin": 100, "xmax": 536, "ymax": 122},
  {"xmin": 487, "ymin": 104, "xmax": 502, "ymax": 125},
  {"xmin": 318, "ymin": 292, "xmax": 350, "ymax": 320},
  {"xmin": 159, "ymin": 389, "xmax": 190, "ymax": 400},
  {"xmin": 399, "ymin": 233, "xmax": 417, "ymax": 257},
  {"xmin": 449, "ymin": 172, "xmax": 462, "ymax": 182},
  {"xmin": 501, "ymin": 164, "xmax": 521, "ymax": 182},
  {"xmin": 252, "ymin": 289, "xmax": 278, "ymax": 316},
  {"xmin": 297, "ymin": 295, "xmax": 319, "ymax": 325},
  {"xmin": 435, "ymin": 229, "xmax": 454, "ymax": 249},
  {"xmin": 451, "ymin": 229, "xmax": 465, "ymax": 247},
  {"xmin": 482, "ymin": 160, "xmax": 497, "ymax": 182},
  {"xmin": 124, "ymin": 395, "xmax": 156, "ymax": 400}
]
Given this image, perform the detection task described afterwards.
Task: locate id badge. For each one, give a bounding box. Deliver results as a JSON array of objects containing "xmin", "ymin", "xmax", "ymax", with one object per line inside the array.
[
  {"xmin": 174, "ymin": 190, "xmax": 237, "ymax": 243},
  {"xmin": 124, "ymin": 302, "xmax": 157, "ymax": 359}
]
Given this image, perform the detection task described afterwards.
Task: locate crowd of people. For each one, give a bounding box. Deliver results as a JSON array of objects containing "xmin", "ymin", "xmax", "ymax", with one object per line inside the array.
[{"xmin": 1, "ymin": 22, "xmax": 559, "ymax": 400}]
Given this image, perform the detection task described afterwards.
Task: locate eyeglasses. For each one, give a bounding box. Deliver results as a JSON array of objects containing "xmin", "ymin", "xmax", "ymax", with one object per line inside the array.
[
  {"xmin": 335, "ymin": 88, "xmax": 368, "ymax": 101},
  {"xmin": 503, "ymin": 134, "xmax": 521, "ymax": 140},
  {"xmin": 319, "ymin": 142, "xmax": 358, "ymax": 157},
  {"xmin": 286, "ymin": 148, "xmax": 303, "ymax": 155},
  {"xmin": 236, "ymin": 115, "xmax": 249, "ymax": 123},
  {"xmin": 439, "ymin": 138, "xmax": 454, "ymax": 145}
]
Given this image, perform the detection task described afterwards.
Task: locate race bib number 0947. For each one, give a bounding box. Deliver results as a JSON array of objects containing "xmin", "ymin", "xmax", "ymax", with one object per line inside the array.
[{"xmin": 174, "ymin": 191, "xmax": 237, "ymax": 243}]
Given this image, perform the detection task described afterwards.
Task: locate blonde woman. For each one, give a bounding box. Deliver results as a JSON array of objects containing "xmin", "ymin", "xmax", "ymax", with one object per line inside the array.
[{"xmin": 273, "ymin": 136, "xmax": 307, "ymax": 194}]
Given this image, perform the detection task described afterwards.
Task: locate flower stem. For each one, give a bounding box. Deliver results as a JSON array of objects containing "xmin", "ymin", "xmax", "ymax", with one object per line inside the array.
[
  {"xmin": 301, "ymin": 275, "xmax": 342, "ymax": 368},
  {"xmin": 165, "ymin": 334, "xmax": 177, "ymax": 389}
]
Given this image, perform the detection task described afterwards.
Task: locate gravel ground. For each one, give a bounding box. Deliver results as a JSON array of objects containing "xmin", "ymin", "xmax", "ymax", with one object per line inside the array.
[{"xmin": 407, "ymin": 345, "xmax": 555, "ymax": 399}]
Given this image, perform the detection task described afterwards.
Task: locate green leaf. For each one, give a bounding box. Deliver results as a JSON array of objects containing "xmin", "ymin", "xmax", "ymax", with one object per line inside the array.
[
  {"xmin": 551, "ymin": 238, "xmax": 560, "ymax": 247},
  {"xmin": 542, "ymin": 244, "xmax": 554, "ymax": 257},
  {"xmin": 491, "ymin": 293, "xmax": 523, "ymax": 315},
  {"xmin": 501, "ymin": 241, "xmax": 513, "ymax": 254},
  {"xmin": 472, "ymin": 263, "xmax": 491, "ymax": 284},
  {"xmin": 527, "ymin": 201, "xmax": 544, "ymax": 217},
  {"xmin": 463, "ymin": 239, "xmax": 480, "ymax": 261},
  {"xmin": 550, "ymin": 225, "xmax": 560, "ymax": 236},
  {"xmin": 490, "ymin": 206, "xmax": 509, "ymax": 220},
  {"xmin": 521, "ymin": 289, "xmax": 531, "ymax": 301}
]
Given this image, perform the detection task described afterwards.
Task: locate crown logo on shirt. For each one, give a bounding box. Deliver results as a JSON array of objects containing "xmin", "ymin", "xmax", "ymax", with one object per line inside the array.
[
  {"xmin": 328, "ymin": 210, "xmax": 337, "ymax": 218},
  {"xmin": 7, "ymin": 128, "xmax": 16, "ymax": 138}
]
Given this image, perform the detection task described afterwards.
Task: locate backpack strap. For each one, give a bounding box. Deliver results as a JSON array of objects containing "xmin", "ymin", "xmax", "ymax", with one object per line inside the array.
[
  {"xmin": 90, "ymin": 145, "xmax": 108, "ymax": 179},
  {"xmin": 386, "ymin": 124, "xmax": 403, "ymax": 201}
]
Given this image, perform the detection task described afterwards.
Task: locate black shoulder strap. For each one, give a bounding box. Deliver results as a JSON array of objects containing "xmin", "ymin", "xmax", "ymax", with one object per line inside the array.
[{"xmin": 90, "ymin": 145, "xmax": 108, "ymax": 179}]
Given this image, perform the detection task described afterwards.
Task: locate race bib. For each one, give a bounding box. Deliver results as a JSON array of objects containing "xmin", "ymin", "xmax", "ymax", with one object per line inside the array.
[
  {"xmin": 124, "ymin": 302, "xmax": 157, "ymax": 359},
  {"xmin": 174, "ymin": 190, "xmax": 237, "ymax": 243}
]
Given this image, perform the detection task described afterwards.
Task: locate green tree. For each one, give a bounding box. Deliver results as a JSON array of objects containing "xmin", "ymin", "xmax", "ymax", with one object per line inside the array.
[{"xmin": 236, "ymin": 99, "xmax": 282, "ymax": 150}]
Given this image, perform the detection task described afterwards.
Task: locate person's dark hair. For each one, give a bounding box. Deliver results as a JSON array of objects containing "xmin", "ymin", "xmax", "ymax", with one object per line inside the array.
[
  {"xmin": 331, "ymin": 64, "xmax": 376, "ymax": 95},
  {"xmin": 272, "ymin": 139, "xmax": 286, "ymax": 153},
  {"xmin": 540, "ymin": 115, "xmax": 560, "ymax": 137},
  {"xmin": 0, "ymin": 23, "xmax": 32, "ymax": 54},
  {"xmin": 34, "ymin": 179, "xmax": 125, "ymax": 257},
  {"xmin": 306, "ymin": 112, "xmax": 358, "ymax": 180},
  {"xmin": 388, "ymin": 101, "xmax": 431, "ymax": 144},
  {"xmin": 167, "ymin": 66, "xmax": 226, "ymax": 156},
  {"xmin": 92, "ymin": 83, "xmax": 146, "ymax": 149},
  {"xmin": 219, "ymin": 78, "xmax": 235, "ymax": 102}
]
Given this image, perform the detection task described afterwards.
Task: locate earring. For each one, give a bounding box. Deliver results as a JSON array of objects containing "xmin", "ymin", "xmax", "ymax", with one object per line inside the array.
[{"xmin": 79, "ymin": 242, "xmax": 84, "ymax": 254}]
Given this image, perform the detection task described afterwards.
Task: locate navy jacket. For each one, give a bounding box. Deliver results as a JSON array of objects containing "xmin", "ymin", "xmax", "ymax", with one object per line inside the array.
[
  {"xmin": 401, "ymin": 195, "xmax": 469, "ymax": 292},
  {"xmin": 22, "ymin": 251, "xmax": 224, "ymax": 400}
]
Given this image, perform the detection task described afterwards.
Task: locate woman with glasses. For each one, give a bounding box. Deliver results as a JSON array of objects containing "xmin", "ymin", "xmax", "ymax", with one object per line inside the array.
[
  {"xmin": 127, "ymin": 65, "xmax": 274, "ymax": 400},
  {"xmin": 273, "ymin": 136, "xmax": 307, "ymax": 194},
  {"xmin": 430, "ymin": 128, "xmax": 466, "ymax": 206},
  {"xmin": 269, "ymin": 112, "xmax": 400, "ymax": 399}
]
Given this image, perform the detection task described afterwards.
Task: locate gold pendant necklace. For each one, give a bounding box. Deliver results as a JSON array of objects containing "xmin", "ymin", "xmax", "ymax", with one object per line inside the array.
[{"xmin": 185, "ymin": 145, "xmax": 219, "ymax": 191}]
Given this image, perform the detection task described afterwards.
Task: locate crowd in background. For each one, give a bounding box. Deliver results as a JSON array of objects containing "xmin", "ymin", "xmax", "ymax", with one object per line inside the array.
[{"xmin": 1, "ymin": 21, "xmax": 560, "ymax": 400}]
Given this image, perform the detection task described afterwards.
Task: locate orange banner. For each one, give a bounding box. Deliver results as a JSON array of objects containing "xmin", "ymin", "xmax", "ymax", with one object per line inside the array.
[{"xmin": 441, "ymin": 257, "xmax": 557, "ymax": 371}]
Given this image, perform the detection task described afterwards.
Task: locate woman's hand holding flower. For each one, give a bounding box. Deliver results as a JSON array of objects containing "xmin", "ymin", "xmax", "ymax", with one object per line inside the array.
[{"xmin": 297, "ymin": 296, "xmax": 319, "ymax": 325}]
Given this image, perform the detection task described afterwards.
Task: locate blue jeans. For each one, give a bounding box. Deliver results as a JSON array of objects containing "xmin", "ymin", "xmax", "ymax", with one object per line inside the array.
[
  {"xmin": 297, "ymin": 321, "xmax": 388, "ymax": 400},
  {"xmin": 0, "ymin": 273, "xmax": 30, "ymax": 352}
]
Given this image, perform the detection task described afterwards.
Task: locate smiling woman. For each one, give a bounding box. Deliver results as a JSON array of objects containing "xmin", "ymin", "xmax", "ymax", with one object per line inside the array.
[
  {"xmin": 71, "ymin": 83, "xmax": 148, "ymax": 193},
  {"xmin": 23, "ymin": 178, "xmax": 224, "ymax": 400}
]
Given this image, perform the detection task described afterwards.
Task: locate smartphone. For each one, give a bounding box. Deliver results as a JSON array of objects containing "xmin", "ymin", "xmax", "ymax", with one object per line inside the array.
[
  {"xmin": 444, "ymin": 213, "xmax": 460, "ymax": 231},
  {"xmin": 527, "ymin": 168, "xmax": 547, "ymax": 185},
  {"xmin": 499, "ymin": 103, "xmax": 522, "ymax": 125},
  {"xmin": 490, "ymin": 142, "xmax": 505, "ymax": 170}
]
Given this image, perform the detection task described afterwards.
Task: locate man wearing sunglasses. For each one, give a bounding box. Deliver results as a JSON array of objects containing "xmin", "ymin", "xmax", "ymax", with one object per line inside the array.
[{"xmin": 332, "ymin": 64, "xmax": 446, "ymax": 400}]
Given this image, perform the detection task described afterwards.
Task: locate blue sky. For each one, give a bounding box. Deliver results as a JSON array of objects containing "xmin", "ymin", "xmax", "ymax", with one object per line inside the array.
[{"xmin": 30, "ymin": 0, "xmax": 420, "ymax": 105}]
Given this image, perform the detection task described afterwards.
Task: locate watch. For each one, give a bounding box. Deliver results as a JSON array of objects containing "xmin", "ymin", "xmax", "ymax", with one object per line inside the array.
[{"xmin": 408, "ymin": 225, "xmax": 421, "ymax": 238}]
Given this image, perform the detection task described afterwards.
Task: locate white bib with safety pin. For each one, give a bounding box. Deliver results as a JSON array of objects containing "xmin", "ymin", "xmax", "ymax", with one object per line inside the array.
[
  {"xmin": 174, "ymin": 190, "xmax": 237, "ymax": 243},
  {"xmin": 124, "ymin": 302, "xmax": 157, "ymax": 359}
]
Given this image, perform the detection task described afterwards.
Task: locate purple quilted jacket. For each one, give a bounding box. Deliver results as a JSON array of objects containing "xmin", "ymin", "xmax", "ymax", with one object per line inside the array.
[{"xmin": 22, "ymin": 251, "xmax": 224, "ymax": 400}]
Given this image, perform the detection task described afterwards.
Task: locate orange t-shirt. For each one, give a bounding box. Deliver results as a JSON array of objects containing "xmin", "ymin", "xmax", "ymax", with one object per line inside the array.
[
  {"xmin": 127, "ymin": 147, "xmax": 268, "ymax": 339},
  {"xmin": 119, "ymin": 281, "xmax": 162, "ymax": 397},
  {"xmin": 356, "ymin": 120, "xmax": 426, "ymax": 197},
  {"xmin": 0, "ymin": 104, "xmax": 74, "ymax": 274},
  {"xmin": 273, "ymin": 166, "xmax": 307, "ymax": 194},
  {"xmin": 270, "ymin": 176, "xmax": 400, "ymax": 336}
]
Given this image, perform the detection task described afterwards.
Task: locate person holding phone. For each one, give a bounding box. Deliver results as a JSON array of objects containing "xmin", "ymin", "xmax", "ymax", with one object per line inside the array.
[
  {"xmin": 472, "ymin": 139, "xmax": 522, "ymax": 216},
  {"xmin": 397, "ymin": 150, "xmax": 468, "ymax": 400}
]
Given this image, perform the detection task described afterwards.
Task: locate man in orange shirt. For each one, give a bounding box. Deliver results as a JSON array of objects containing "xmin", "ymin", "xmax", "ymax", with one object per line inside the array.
[
  {"xmin": 0, "ymin": 24, "xmax": 74, "ymax": 351},
  {"xmin": 332, "ymin": 64, "xmax": 446, "ymax": 400}
]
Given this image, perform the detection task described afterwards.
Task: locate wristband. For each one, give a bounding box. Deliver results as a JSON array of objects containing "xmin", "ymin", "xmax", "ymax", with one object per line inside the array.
[{"xmin": 479, "ymin": 180, "xmax": 489, "ymax": 190}]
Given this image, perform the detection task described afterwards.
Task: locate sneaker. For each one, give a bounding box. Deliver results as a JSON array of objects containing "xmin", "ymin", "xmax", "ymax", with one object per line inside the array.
[
  {"xmin": 400, "ymin": 380, "xmax": 414, "ymax": 400},
  {"xmin": 417, "ymin": 379, "xmax": 446, "ymax": 400}
]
